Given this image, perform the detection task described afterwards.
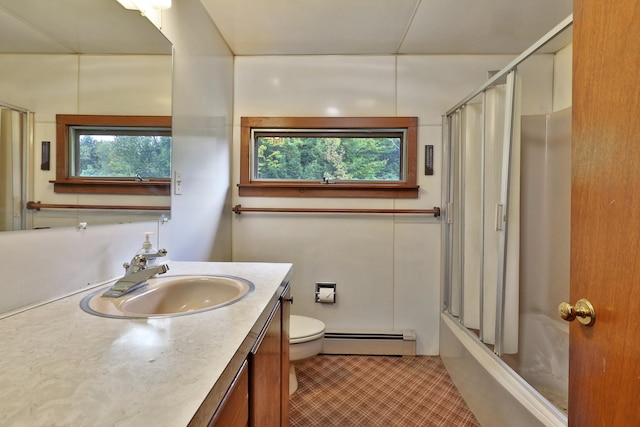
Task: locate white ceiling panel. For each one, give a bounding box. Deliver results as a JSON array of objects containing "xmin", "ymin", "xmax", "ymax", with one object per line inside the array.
[
  {"xmin": 400, "ymin": 0, "xmax": 573, "ymax": 54},
  {"xmin": 0, "ymin": 9, "xmax": 73, "ymax": 53},
  {"xmin": 201, "ymin": 0, "xmax": 421, "ymax": 55},
  {"xmin": 203, "ymin": 0, "xmax": 572, "ymax": 56},
  {"xmin": 0, "ymin": 0, "xmax": 572, "ymax": 56},
  {"xmin": 0, "ymin": 0, "xmax": 171, "ymax": 54}
]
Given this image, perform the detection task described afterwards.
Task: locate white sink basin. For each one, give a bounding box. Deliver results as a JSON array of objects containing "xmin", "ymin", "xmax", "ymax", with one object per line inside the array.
[{"xmin": 80, "ymin": 275, "xmax": 254, "ymax": 319}]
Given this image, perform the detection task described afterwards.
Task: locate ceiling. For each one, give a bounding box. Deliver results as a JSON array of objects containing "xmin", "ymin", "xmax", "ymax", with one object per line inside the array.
[
  {"xmin": 0, "ymin": 0, "xmax": 572, "ymax": 56},
  {"xmin": 201, "ymin": 0, "xmax": 573, "ymax": 55},
  {"xmin": 0, "ymin": 0, "xmax": 171, "ymax": 54}
]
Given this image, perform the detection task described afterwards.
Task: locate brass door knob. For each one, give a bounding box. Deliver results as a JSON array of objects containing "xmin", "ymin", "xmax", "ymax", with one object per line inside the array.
[{"xmin": 558, "ymin": 299, "xmax": 596, "ymax": 326}]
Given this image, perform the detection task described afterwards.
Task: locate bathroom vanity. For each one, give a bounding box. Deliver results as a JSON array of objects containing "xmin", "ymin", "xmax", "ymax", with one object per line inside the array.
[
  {"xmin": 0, "ymin": 262, "xmax": 292, "ymax": 427},
  {"xmin": 209, "ymin": 282, "xmax": 290, "ymax": 427}
]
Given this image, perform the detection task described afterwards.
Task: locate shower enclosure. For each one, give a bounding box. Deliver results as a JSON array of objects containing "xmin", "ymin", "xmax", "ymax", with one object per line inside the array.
[
  {"xmin": 0, "ymin": 102, "xmax": 29, "ymax": 232},
  {"xmin": 440, "ymin": 16, "xmax": 572, "ymax": 426}
]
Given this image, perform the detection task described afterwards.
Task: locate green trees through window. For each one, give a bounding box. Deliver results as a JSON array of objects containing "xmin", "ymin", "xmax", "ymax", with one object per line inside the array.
[
  {"xmin": 76, "ymin": 133, "xmax": 171, "ymax": 179},
  {"xmin": 255, "ymin": 135, "xmax": 401, "ymax": 181},
  {"xmin": 54, "ymin": 114, "xmax": 171, "ymax": 195},
  {"xmin": 239, "ymin": 117, "xmax": 418, "ymax": 198}
]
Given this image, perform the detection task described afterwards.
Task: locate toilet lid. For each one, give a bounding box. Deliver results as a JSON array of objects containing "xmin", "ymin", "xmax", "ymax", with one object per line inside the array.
[{"xmin": 290, "ymin": 315, "xmax": 325, "ymax": 343}]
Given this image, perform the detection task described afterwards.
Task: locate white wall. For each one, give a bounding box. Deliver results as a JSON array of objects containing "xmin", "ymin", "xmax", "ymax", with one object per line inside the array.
[
  {"xmin": 160, "ymin": 0, "xmax": 234, "ymax": 262},
  {"xmin": 0, "ymin": 0, "xmax": 233, "ymax": 314},
  {"xmin": 553, "ymin": 43, "xmax": 573, "ymax": 112},
  {"xmin": 232, "ymin": 54, "xmax": 514, "ymax": 354}
]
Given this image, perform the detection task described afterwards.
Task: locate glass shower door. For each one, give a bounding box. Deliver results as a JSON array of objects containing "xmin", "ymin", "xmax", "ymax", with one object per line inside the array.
[{"xmin": 444, "ymin": 70, "xmax": 520, "ymax": 356}]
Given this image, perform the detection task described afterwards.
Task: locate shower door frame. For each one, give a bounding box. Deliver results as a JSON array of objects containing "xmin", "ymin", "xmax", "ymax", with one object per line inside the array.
[
  {"xmin": 441, "ymin": 15, "xmax": 574, "ymax": 355},
  {"xmin": 442, "ymin": 71, "xmax": 517, "ymax": 357},
  {"xmin": 0, "ymin": 101, "xmax": 30, "ymax": 231}
]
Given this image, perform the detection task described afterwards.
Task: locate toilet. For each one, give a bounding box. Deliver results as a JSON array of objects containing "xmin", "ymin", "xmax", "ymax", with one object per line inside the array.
[{"xmin": 289, "ymin": 315, "xmax": 325, "ymax": 395}]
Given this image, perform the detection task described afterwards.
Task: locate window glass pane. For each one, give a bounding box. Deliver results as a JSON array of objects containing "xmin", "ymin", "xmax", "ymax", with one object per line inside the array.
[
  {"xmin": 254, "ymin": 132, "xmax": 403, "ymax": 181},
  {"xmin": 71, "ymin": 126, "xmax": 171, "ymax": 179}
]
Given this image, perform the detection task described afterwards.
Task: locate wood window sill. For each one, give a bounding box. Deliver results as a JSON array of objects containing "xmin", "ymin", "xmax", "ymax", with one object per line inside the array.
[
  {"xmin": 50, "ymin": 179, "xmax": 170, "ymax": 196},
  {"xmin": 237, "ymin": 183, "xmax": 419, "ymax": 198}
]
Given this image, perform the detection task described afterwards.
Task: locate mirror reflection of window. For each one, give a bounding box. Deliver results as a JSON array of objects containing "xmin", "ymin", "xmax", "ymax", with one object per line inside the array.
[
  {"xmin": 51, "ymin": 115, "xmax": 172, "ymax": 197},
  {"xmin": 71, "ymin": 126, "xmax": 171, "ymax": 180},
  {"xmin": 0, "ymin": 0, "xmax": 173, "ymax": 231}
]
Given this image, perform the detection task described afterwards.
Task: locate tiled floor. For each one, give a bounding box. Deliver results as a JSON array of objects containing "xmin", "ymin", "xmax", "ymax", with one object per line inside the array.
[{"xmin": 290, "ymin": 355, "xmax": 480, "ymax": 427}]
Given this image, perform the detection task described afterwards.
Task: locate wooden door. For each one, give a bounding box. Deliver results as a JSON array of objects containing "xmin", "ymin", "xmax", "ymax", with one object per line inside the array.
[{"xmin": 571, "ymin": 0, "xmax": 640, "ymax": 424}]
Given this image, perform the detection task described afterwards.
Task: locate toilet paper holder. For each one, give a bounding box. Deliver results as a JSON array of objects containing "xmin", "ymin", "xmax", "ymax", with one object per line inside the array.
[{"xmin": 315, "ymin": 282, "xmax": 336, "ymax": 304}]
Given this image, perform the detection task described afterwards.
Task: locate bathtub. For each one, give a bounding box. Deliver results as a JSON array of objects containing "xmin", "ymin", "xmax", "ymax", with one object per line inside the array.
[
  {"xmin": 440, "ymin": 313, "xmax": 568, "ymax": 427},
  {"xmin": 502, "ymin": 313, "xmax": 569, "ymax": 414}
]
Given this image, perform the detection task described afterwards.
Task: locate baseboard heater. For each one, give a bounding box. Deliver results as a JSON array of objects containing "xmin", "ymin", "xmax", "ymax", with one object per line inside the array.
[{"xmin": 321, "ymin": 330, "xmax": 416, "ymax": 356}]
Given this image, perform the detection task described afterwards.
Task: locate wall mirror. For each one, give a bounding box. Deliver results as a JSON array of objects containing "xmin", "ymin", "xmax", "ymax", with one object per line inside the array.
[{"xmin": 0, "ymin": 0, "xmax": 173, "ymax": 231}]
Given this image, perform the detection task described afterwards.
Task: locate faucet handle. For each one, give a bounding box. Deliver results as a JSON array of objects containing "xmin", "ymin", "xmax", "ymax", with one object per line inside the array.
[
  {"xmin": 153, "ymin": 248, "xmax": 168, "ymax": 258},
  {"xmin": 133, "ymin": 254, "xmax": 149, "ymax": 265},
  {"xmin": 123, "ymin": 254, "xmax": 148, "ymax": 272}
]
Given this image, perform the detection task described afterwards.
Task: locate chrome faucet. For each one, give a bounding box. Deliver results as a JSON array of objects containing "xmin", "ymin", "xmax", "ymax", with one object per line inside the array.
[{"xmin": 102, "ymin": 249, "xmax": 169, "ymax": 298}]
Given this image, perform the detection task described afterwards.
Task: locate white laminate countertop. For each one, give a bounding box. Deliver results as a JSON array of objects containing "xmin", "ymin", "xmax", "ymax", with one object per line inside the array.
[{"xmin": 0, "ymin": 261, "xmax": 293, "ymax": 427}]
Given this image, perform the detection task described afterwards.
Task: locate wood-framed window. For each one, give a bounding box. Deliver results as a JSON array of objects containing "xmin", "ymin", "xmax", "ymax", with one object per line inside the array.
[
  {"xmin": 239, "ymin": 117, "xmax": 419, "ymax": 198},
  {"xmin": 52, "ymin": 114, "xmax": 171, "ymax": 195}
]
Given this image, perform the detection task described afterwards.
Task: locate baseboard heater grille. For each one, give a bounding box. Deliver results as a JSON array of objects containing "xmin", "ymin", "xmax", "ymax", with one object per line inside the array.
[{"xmin": 321, "ymin": 330, "xmax": 416, "ymax": 356}]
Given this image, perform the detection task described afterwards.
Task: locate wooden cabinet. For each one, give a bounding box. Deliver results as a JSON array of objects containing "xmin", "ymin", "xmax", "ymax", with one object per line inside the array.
[
  {"xmin": 280, "ymin": 287, "xmax": 291, "ymax": 427},
  {"xmin": 250, "ymin": 285, "xmax": 291, "ymax": 427},
  {"xmin": 210, "ymin": 284, "xmax": 291, "ymax": 427},
  {"xmin": 210, "ymin": 361, "xmax": 249, "ymax": 427},
  {"xmin": 250, "ymin": 301, "xmax": 283, "ymax": 426}
]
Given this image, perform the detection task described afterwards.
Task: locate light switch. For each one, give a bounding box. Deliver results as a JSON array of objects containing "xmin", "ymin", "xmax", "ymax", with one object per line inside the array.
[{"xmin": 174, "ymin": 171, "xmax": 183, "ymax": 195}]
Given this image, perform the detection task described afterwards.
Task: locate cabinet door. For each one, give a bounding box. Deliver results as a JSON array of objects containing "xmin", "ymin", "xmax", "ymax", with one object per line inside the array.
[
  {"xmin": 280, "ymin": 287, "xmax": 291, "ymax": 427},
  {"xmin": 250, "ymin": 302, "xmax": 282, "ymax": 427},
  {"xmin": 210, "ymin": 361, "xmax": 249, "ymax": 427}
]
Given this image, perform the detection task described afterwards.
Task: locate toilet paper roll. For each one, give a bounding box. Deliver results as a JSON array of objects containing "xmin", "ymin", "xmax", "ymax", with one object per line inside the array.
[{"xmin": 317, "ymin": 287, "xmax": 335, "ymax": 303}]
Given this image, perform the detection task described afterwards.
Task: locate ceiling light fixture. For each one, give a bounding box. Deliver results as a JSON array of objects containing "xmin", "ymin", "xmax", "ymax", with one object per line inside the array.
[
  {"xmin": 116, "ymin": 0, "xmax": 171, "ymax": 12},
  {"xmin": 116, "ymin": 0, "xmax": 170, "ymax": 27}
]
